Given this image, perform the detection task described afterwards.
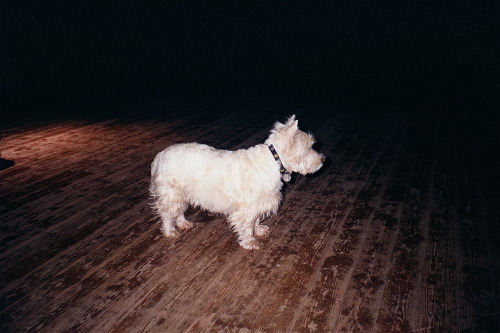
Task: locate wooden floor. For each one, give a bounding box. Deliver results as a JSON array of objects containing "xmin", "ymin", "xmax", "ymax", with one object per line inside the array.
[{"xmin": 1, "ymin": 104, "xmax": 499, "ymax": 332}]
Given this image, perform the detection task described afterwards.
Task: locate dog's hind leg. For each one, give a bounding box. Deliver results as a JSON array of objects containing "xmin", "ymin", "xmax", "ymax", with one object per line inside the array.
[{"xmin": 150, "ymin": 179, "xmax": 187, "ymax": 238}]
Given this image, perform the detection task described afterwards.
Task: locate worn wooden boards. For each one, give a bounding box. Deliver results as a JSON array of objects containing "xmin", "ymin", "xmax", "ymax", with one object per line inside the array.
[{"xmin": 1, "ymin": 106, "xmax": 498, "ymax": 332}]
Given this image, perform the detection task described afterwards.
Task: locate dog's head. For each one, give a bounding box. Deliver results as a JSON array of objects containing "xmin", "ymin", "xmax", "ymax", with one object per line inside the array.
[{"xmin": 266, "ymin": 115, "xmax": 325, "ymax": 175}]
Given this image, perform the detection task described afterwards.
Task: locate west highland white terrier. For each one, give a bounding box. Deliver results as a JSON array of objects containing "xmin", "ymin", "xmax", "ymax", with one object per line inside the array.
[{"xmin": 150, "ymin": 115, "xmax": 325, "ymax": 249}]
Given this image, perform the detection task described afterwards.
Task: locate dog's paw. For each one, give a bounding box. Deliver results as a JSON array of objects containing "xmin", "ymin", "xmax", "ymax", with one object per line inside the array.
[
  {"xmin": 255, "ymin": 224, "xmax": 270, "ymax": 237},
  {"xmin": 162, "ymin": 228, "xmax": 180, "ymax": 238},
  {"xmin": 176, "ymin": 218, "xmax": 194, "ymax": 230},
  {"xmin": 240, "ymin": 239, "xmax": 260, "ymax": 250}
]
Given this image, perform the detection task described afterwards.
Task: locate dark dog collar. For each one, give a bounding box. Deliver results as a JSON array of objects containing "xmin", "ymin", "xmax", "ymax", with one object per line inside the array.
[{"xmin": 268, "ymin": 144, "xmax": 291, "ymax": 182}]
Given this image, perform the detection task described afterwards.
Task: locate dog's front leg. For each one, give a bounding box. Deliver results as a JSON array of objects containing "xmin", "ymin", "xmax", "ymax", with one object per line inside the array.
[
  {"xmin": 254, "ymin": 222, "xmax": 270, "ymax": 237},
  {"xmin": 228, "ymin": 211, "xmax": 259, "ymax": 250}
]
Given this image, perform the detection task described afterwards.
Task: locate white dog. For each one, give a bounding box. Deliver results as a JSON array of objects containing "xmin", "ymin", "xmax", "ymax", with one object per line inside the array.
[{"xmin": 150, "ymin": 115, "xmax": 325, "ymax": 249}]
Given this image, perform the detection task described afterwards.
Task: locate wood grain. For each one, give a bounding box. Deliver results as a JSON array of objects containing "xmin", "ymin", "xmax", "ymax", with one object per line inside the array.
[{"xmin": 1, "ymin": 106, "xmax": 498, "ymax": 332}]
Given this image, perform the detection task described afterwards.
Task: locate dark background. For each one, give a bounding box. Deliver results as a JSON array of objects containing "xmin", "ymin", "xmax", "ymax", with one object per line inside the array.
[{"xmin": 1, "ymin": 1, "xmax": 498, "ymax": 122}]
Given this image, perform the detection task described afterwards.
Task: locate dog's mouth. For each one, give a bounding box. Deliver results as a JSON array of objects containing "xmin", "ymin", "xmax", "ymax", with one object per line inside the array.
[
  {"xmin": 310, "ymin": 162, "xmax": 324, "ymax": 174},
  {"xmin": 311, "ymin": 154, "xmax": 326, "ymax": 173},
  {"xmin": 295, "ymin": 155, "xmax": 325, "ymax": 175}
]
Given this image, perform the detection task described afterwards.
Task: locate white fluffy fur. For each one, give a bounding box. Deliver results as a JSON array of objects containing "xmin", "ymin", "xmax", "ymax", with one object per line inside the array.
[{"xmin": 150, "ymin": 115, "xmax": 325, "ymax": 249}]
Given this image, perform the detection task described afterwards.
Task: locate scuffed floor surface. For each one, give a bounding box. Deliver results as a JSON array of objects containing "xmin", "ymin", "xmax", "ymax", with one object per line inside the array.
[{"xmin": 1, "ymin": 105, "xmax": 499, "ymax": 332}]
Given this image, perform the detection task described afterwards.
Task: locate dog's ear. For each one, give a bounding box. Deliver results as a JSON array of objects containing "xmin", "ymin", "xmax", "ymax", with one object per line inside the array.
[
  {"xmin": 284, "ymin": 115, "xmax": 299, "ymax": 130},
  {"xmin": 271, "ymin": 115, "xmax": 298, "ymax": 136},
  {"xmin": 285, "ymin": 114, "xmax": 296, "ymax": 124}
]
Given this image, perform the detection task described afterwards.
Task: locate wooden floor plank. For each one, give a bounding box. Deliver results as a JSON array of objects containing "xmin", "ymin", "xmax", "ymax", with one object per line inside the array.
[{"xmin": 1, "ymin": 107, "xmax": 498, "ymax": 332}]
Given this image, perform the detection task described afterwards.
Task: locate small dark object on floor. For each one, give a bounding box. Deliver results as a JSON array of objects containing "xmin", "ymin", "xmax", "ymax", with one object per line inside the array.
[{"xmin": 0, "ymin": 158, "xmax": 15, "ymax": 171}]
